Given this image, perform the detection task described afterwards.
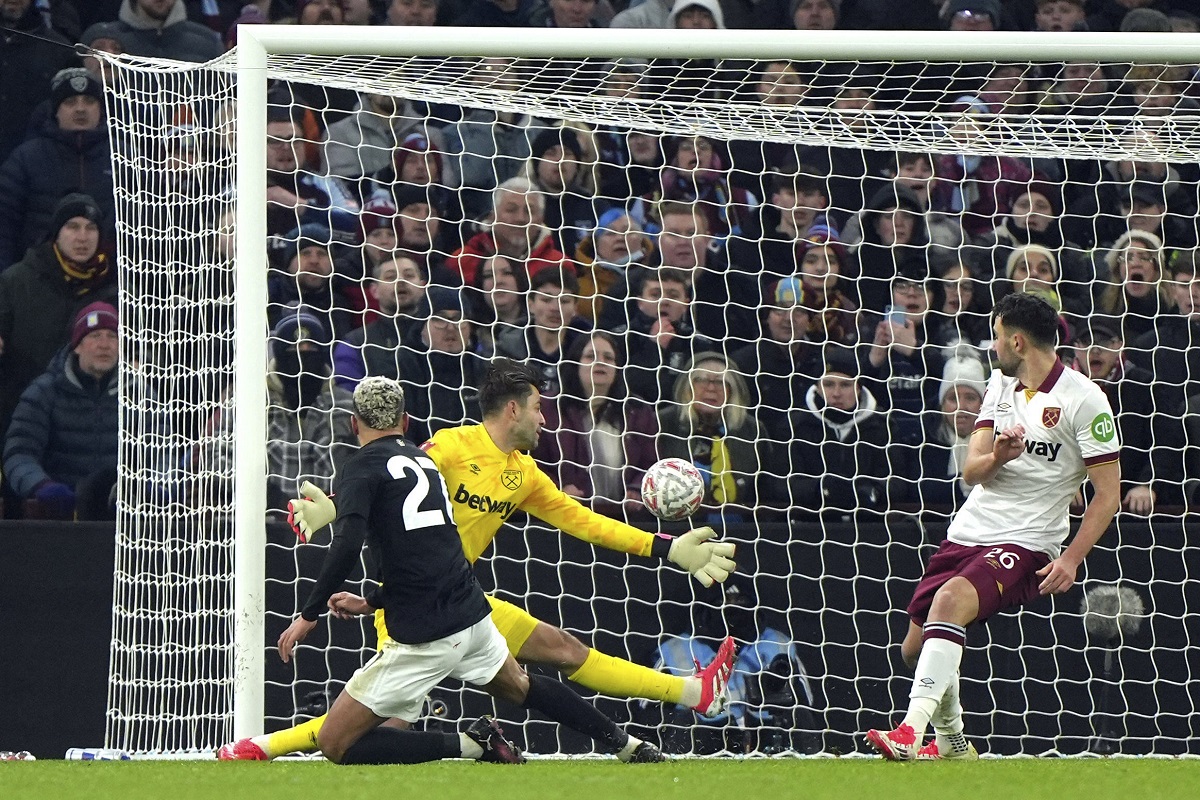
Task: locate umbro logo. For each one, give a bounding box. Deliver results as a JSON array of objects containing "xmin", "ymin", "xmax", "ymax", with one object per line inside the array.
[
  {"xmin": 469, "ymin": 463, "xmax": 481, "ymax": 474},
  {"xmin": 997, "ymin": 403, "xmax": 1012, "ymax": 411},
  {"xmin": 919, "ymin": 677, "xmax": 935, "ymax": 686}
]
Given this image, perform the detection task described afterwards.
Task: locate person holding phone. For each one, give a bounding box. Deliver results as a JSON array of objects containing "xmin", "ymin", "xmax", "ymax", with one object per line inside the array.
[{"xmin": 860, "ymin": 259, "xmax": 944, "ymax": 447}]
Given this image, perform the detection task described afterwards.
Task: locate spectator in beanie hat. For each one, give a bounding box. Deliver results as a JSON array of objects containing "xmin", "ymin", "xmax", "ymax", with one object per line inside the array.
[
  {"xmin": 191, "ymin": 303, "xmax": 356, "ymax": 510},
  {"xmin": 363, "ymin": 131, "xmax": 461, "ymax": 236},
  {"xmin": 329, "ymin": 194, "xmax": 403, "ymax": 330},
  {"xmin": 3, "ymin": 301, "xmax": 120, "ymax": 519},
  {"xmin": 0, "ymin": 68, "xmax": 115, "ymax": 269},
  {"xmin": 573, "ymin": 207, "xmax": 652, "ymax": 327},
  {"xmin": 50, "ymin": 65, "xmax": 104, "ymax": 108},
  {"xmin": 395, "ymin": 285, "xmax": 489, "ymax": 444},
  {"xmin": 789, "ymin": 344, "xmax": 890, "ymax": 518},
  {"xmin": 917, "ymin": 353, "xmax": 988, "ymax": 510},
  {"xmin": 795, "ymin": 223, "xmax": 857, "ymax": 345},
  {"xmin": 0, "ymin": 193, "xmax": 116, "ymax": 439},
  {"xmin": 527, "ymin": 126, "xmax": 595, "ymax": 255},
  {"xmin": 268, "ymin": 223, "xmax": 360, "ymax": 339},
  {"xmin": 389, "ymin": 183, "xmax": 452, "ymax": 280},
  {"xmin": 80, "ymin": 22, "xmax": 129, "ymax": 84}
]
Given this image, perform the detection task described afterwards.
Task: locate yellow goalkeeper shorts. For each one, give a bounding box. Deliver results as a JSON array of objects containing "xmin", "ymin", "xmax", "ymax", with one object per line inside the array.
[{"xmin": 372, "ymin": 595, "xmax": 540, "ymax": 657}]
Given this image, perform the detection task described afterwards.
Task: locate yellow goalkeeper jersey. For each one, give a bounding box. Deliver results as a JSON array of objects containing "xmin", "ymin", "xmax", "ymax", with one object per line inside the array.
[{"xmin": 421, "ymin": 424, "xmax": 656, "ymax": 564}]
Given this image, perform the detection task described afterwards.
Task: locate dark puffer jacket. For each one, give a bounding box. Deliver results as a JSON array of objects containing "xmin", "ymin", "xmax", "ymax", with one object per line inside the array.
[
  {"xmin": 394, "ymin": 341, "xmax": 488, "ymax": 447},
  {"xmin": 3, "ymin": 350, "xmax": 118, "ymax": 498},
  {"xmin": 0, "ymin": 242, "xmax": 118, "ymax": 434},
  {"xmin": 0, "ymin": 119, "xmax": 114, "ymax": 269},
  {"xmin": 0, "ymin": 4, "xmax": 78, "ymax": 163}
]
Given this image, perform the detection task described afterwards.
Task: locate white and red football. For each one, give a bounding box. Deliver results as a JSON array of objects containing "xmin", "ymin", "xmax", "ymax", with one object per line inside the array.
[{"xmin": 640, "ymin": 458, "xmax": 705, "ymax": 521}]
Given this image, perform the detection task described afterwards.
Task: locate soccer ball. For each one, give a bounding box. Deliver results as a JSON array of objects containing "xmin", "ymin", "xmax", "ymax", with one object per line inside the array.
[{"xmin": 641, "ymin": 458, "xmax": 705, "ymax": 521}]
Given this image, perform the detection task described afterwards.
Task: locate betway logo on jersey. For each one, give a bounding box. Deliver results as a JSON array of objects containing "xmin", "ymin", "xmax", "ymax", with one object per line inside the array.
[
  {"xmin": 1024, "ymin": 439, "xmax": 1063, "ymax": 462},
  {"xmin": 454, "ymin": 483, "xmax": 518, "ymax": 519}
]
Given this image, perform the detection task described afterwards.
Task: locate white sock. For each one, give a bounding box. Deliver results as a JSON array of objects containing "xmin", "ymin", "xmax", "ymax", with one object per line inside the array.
[
  {"xmin": 679, "ymin": 677, "xmax": 700, "ymax": 708},
  {"xmin": 615, "ymin": 735, "xmax": 643, "ymax": 762},
  {"xmin": 458, "ymin": 733, "xmax": 484, "ymax": 760},
  {"xmin": 901, "ymin": 628, "xmax": 965, "ymax": 735},
  {"xmin": 932, "ymin": 671, "xmax": 964, "ymax": 736}
]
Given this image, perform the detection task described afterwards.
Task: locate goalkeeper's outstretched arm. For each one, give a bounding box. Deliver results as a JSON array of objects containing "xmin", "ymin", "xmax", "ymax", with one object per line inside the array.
[
  {"xmin": 522, "ymin": 467, "xmax": 737, "ymax": 587},
  {"xmin": 289, "ymin": 477, "xmax": 737, "ymax": 587}
]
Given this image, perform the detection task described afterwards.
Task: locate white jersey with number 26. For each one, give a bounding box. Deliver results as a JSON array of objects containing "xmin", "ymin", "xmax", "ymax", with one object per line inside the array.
[{"xmin": 948, "ymin": 361, "xmax": 1120, "ymax": 557}]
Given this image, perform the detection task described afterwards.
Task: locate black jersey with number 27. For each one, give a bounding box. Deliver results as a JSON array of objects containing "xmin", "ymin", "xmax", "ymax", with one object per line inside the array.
[{"xmin": 299, "ymin": 434, "xmax": 491, "ymax": 644}]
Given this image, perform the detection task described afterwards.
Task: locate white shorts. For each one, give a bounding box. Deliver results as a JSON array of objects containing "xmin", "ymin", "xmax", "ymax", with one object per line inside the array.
[{"xmin": 344, "ymin": 616, "xmax": 509, "ymax": 722}]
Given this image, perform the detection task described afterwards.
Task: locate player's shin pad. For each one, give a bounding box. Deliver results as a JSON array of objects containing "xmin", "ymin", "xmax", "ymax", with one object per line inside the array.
[{"xmin": 932, "ymin": 672, "xmax": 964, "ymax": 735}]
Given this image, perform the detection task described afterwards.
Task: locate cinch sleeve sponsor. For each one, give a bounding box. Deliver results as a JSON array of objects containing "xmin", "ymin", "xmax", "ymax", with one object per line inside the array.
[{"xmin": 1075, "ymin": 386, "xmax": 1121, "ymax": 465}]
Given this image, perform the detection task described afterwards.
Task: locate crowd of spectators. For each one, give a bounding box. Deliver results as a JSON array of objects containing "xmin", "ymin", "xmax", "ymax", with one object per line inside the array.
[{"xmin": 2, "ymin": 0, "xmax": 1200, "ymax": 524}]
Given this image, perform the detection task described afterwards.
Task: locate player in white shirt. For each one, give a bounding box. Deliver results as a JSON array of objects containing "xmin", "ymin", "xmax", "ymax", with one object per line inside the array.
[{"xmin": 866, "ymin": 293, "xmax": 1122, "ymax": 761}]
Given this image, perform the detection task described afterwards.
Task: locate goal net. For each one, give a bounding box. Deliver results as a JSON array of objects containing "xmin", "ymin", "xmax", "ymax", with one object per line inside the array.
[{"xmin": 102, "ymin": 29, "xmax": 1200, "ymax": 757}]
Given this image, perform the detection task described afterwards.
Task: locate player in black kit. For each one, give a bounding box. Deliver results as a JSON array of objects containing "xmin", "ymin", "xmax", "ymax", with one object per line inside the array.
[{"xmin": 277, "ymin": 376, "xmax": 661, "ymax": 764}]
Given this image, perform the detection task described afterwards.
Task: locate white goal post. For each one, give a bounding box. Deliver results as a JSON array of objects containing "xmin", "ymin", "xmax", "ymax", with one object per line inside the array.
[{"xmin": 102, "ymin": 27, "xmax": 1200, "ymax": 757}]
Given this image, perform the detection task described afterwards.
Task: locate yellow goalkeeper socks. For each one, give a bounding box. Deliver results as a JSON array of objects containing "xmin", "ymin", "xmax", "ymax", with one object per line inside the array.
[
  {"xmin": 257, "ymin": 715, "xmax": 325, "ymax": 758},
  {"xmin": 567, "ymin": 648, "xmax": 685, "ymax": 705}
]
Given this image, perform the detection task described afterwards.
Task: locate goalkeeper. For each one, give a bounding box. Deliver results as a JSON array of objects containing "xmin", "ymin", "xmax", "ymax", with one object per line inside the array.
[{"xmin": 222, "ymin": 358, "xmax": 737, "ymax": 761}]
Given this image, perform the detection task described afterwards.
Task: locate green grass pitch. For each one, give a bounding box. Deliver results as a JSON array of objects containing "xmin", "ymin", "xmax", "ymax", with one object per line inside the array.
[{"xmin": 3, "ymin": 759, "xmax": 1200, "ymax": 800}]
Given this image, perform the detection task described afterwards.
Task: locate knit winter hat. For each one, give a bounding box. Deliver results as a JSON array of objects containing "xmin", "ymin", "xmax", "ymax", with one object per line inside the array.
[
  {"xmin": 47, "ymin": 193, "xmax": 103, "ymax": 242},
  {"xmin": 893, "ymin": 257, "xmax": 930, "ymax": 286},
  {"xmin": 1123, "ymin": 182, "xmax": 1167, "ymax": 209},
  {"xmin": 1070, "ymin": 318, "xmax": 1121, "ymax": 347},
  {"xmin": 392, "ymin": 184, "xmax": 434, "ymax": 215},
  {"xmin": 770, "ymin": 275, "xmax": 814, "ymax": 308},
  {"xmin": 361, "ymin": 195, "xmax": 398, "ymax": 238},
  {"xmin": 531, "ymin": 127, "xmax": 583, "ymax": 162},
  {"xmin": 1105, "ymin": 229, "xmax": 1165, "ymax": 275},
  {"xmin": 393, "ymin": 132, "xmax": 443, "ymax": 179},
  {"xmin": 1006, "ymin": 244, "xmax": 1059, "ymax": 281},
  {"xmin": 596, "ymin": 207, "xmax": 637, "ymax": 233},
  {"xmin": 667, "ymin": 0, "xmax": 726, "ymax": 28},
  {"xmin": 424, "ymin": 286, "xmax": 472, "ymax": 318},
  {"xmin": 79, "ymin": 21, "xmax": 125, "ymax": 49},
  {"xmin": 270, "ymin": 307, "xmax": 330, "ymax": 361},
  {"xmin": 822, "ymin": 346, "xmax": 860, "ymax": 379},
  {"xmin": 1016, "ymin": 181, "xmax": 1064, "ymax": 217},
  {"xmin": 796, "ymin": 223, "xmax": 849, "ymax": 267},
  {"xmin": 938, "ymin": 354, "xmax": 987, "ymax": 406},
  {"xmin": 70, "ymin": 301, "xmax": 118, "ymax": 350},
  {"xmin": 50, "ymin": 67, "xmax": 103, "ymax": 110},
  {"xmin": 286, "ymin": 223, "xmax": 332, "ymax": 252}
]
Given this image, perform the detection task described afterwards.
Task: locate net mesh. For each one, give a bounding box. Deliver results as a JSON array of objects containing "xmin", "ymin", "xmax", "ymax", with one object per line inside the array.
[{"xmin": 104, "ymin": 44, "xmax": 1200, "ymax": 756}]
